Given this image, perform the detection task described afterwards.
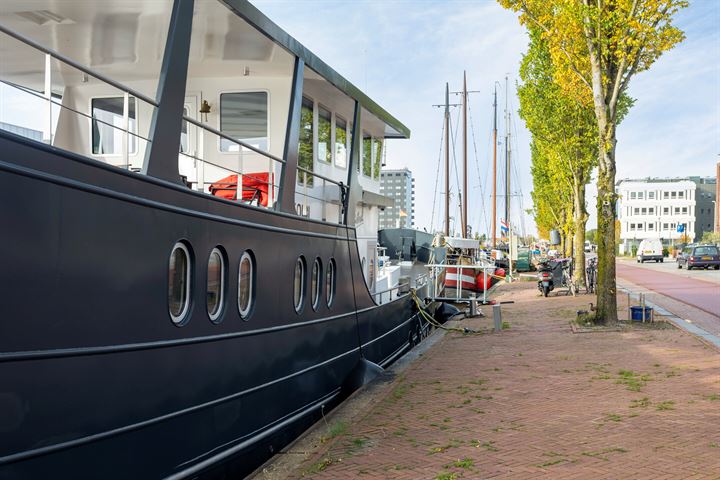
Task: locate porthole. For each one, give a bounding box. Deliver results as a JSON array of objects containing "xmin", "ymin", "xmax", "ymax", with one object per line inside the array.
[
  {"xmin": 293, "ymin": 256, "xmax": 306, "ymax": 313},
  {"xmin": 238, "ymin": 251, "xmax": 254, "ymax": 319},
  {"xmin": 326, "ymin": 258, "xmax": 336, "ymax": 307},
  {"xmin": 207, "ymin": 247, "xmax": 225, "ymax": 322},
  {"xmin": 311, "ymin": 258, "xmax": 322, "ymax": 311},
  {"xmin": 168, "ymin": 242, "xmax": 192, "ymax": 325}
]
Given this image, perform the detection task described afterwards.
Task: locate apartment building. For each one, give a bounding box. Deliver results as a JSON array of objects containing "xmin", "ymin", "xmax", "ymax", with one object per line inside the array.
[
  {"xmin": 379, "ymin": 168, "xmax": 415, "ymax": 229},
  {"xmin": 616, "ymin": 177, "xmax": 716, "ymax": 251}
]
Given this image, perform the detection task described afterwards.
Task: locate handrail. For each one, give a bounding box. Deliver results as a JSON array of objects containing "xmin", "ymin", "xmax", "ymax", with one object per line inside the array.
[
  {"xmin": 0, "ymin": 23, "xmax": 158, "ymax": 108},
  {"xmin": 373, "ymin": 282, "xmax": 409, "ymax": 297},
  {"xmin": 296, "ymin": 165, "xmax": 348, "ymax": 189},
  {"xmin": 181, "ymin": 115, "xmax": 286, "ymax": 165}
]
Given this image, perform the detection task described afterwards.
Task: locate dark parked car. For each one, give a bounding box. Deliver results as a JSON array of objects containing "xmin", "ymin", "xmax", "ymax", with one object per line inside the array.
[{"xmin": 677, "ymin": 244, "xmax": 720, "ymax": 270}]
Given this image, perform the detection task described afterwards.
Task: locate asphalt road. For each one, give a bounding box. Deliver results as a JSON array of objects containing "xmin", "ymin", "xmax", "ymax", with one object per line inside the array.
[{"xmin": 616, "ymin": 259, "xmax": 720, "ymax": 318}]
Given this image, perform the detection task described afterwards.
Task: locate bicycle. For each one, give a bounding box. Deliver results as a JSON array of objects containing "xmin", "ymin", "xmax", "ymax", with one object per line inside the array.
[{"xmin": 586, "ymin": 257, "xmax": 598, "ymax": 294}]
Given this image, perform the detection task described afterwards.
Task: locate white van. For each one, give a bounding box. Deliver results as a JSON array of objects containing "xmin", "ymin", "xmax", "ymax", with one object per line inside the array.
[{"xmin": 637, "ymin": 238, "xmax": 663, "ymax": 263}]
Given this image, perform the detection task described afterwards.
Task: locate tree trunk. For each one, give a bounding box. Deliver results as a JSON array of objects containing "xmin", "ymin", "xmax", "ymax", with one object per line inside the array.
[
  {"xmin": 572, "ymin": 178, "xmax": 587, "ymax": 289},
  {"xmin": 595, "ymin": 132, "xmax": 618, "ymax": 324}
]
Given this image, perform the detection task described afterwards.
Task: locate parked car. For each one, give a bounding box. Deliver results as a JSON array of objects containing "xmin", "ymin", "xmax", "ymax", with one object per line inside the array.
[
  {"xmin": 677, "ymin": 244, "xmax": 720, "ymax": 270},
  {"xmin": 636, "ymin": 238, "xmax": 663, "ymax": 263}
]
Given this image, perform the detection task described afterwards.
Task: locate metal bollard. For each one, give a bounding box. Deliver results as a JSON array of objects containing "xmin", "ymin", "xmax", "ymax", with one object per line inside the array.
[
  {"xmin": 469, "ymin": 296, "xmax": 478, "ymax": 317},
  {"xmin": 493, "ymin": 304, "xmax": 502, "ymax": 332}
]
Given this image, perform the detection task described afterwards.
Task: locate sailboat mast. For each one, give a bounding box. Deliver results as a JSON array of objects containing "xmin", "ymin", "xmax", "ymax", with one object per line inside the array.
[
  {"xmin": 462, "ymin": 71, "xmax": 468, "ymax": 239},
  {"xmin": 504, "ymin": 75, "xmax": 510, "ymax": 234},
  {"xmin": 492, "ymin": 85, "xmax": 497, "ymax": 248},
  {"xmin": 444, "ymin": 83, "xmax": 450, "ymax": 237}
]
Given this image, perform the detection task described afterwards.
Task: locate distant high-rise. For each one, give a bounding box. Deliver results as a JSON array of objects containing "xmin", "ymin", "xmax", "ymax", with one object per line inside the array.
[
  {"xmin": 379, "ymin": 168, "xmax": 415, "ymax": 229},
  {"xmin": 716, "ymin": 162, "xmax": 720, "ymax": 234}
]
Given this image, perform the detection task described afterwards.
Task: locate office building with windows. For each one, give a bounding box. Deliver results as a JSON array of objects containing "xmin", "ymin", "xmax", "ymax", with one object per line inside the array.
[
  {"xmin": 379, "ymin": 168, "xmax": 415, "ymax": 229},
  {"xmin": 616, "ymin": 177, "xmax": 716, "ymax": 251}
]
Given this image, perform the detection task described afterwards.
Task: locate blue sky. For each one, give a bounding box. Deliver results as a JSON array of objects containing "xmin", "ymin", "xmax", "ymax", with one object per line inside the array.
[{"xmin": 254, "ymin": 0, "xmax": 720, "ymax": 236}]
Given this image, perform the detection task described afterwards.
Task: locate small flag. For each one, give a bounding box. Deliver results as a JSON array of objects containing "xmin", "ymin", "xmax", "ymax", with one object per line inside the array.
[{"xmin": 500, "ymin": 219, "xmax": 509, "ymax": 234}]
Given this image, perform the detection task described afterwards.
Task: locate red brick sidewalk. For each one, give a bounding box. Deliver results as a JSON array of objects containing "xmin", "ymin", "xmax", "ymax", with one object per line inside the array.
[{"xmin": 279, "ymin": 282, "xmax": 720, "ymax": 479}]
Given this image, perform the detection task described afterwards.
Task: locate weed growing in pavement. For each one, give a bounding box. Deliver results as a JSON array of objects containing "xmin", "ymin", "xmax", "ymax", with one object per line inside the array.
[
  {"xmin": 501, "ymin": 321, "xmax": 511, "ymax": 329},
  {"xmin": 305, "ymin": 457, "xmax": 334, "ymax": 474},
  {"xmin": 443, "ymin": 458, "xmax": 474, "ymax": 469},
  {"xmin": 705, "ymin": 393, "xmax": 720, "ymax": 401},
  {"xmin": 320, "ymin": 421, "xmax": 348, "ymax": 443},
  {"xmin": 615, "ymin": 369, "xmax": 652, "ymax": 392},
  {"xmin": 435, "ymin": 472, "xmax": 458, "ymax": 480},
  {"xmin": 471, "ymin": 439, "xmax": 498, "ymax": 451},
  {"xmin": 468, "ymin": 378, "xmax": 487, "ymax": 385},
  {"xmin": 630, "ymin": 397, "xmax": 651, "ymax": 408},
  {"xmin": 604, "ymin": 413, "xmax": 623, "ymax": 422},
  {"xmin": 710, "ymin": 442, "xmax": 718, "ymax": 448},
  {"xmin": 581, "ymin": 447, "xmax": 627, "ymax": 460},
  {"xmin": 428, "ymin": 439, "xmax": 462, "ymax": 454},
  {"xmin": 351, "ymin": 437, "xmax": 367, "ymax": 447},
  {"xmin": 537, "ymin": 459, "xmax": 567, "ymax": 468},
  {"xmin": 656, "ymin": 401, "xmax": 675, "ymax": 411}
]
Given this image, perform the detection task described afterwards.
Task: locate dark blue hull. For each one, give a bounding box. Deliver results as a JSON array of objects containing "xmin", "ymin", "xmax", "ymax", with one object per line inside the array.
[{"xmin": 0, "ymin": 132, "xmax": 427, "ymax": 479}]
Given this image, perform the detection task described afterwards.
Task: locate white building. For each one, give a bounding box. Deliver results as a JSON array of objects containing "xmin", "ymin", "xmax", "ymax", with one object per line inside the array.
[
  {"xmin": 379, "ymin": 168, "xmax": 415, "ymax": 229},
  {"xmin": 617, "ymin": 178, "xmax": 702, "ymax": 251}
]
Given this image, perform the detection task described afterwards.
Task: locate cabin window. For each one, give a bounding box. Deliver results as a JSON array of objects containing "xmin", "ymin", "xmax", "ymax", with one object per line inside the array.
[
  {"xmin": 373, "ymin": 138, "xmax": 383, "ymax": 180},
  {"xmin": 298, "ymin": 97, "xmax": 314, "ymax": 186},
  {"xmin": 311, "ymin": 258, "xmax": 322, "ymax": 311},
  {"xmin": 362, "ymin": 134, "xmax": 372, "ymax": 177},
  {"xmin": 207, "ymin": 247, "xmax": 225, "ymax": 322},
  {"xmin": 326, "ymin": 258, "xmax": 336, "ymax": 307},
  {"xmin": 238, "ymin": 251, "xmax": 254, "ymax": 319},
  {"xmin": 293, "ymin": 256, "xmax": 306, "ymax": 313},
  {"xmin": 219, "ymin": 92, "xmax": 268, "ymax": 152},
  {"xmin": 169, "ymin": 242, "xmax": 192, "ymax": 325},
  {"xmin": 335, "ymin": 116, "xmax": 347, "ymax": 168},
  {"xmin": 91, "ymin": 97, "xmax": 137, "ymax": 155},
  {"xmin": 318, "ymin": 106, "xmax": 332, "ymax": 163}
]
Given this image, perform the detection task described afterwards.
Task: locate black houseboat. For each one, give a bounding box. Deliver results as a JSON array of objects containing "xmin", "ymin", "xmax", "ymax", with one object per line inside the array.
[{"xmin": 0, "ymin": 1, "xmax": 428, "ymax": 477}]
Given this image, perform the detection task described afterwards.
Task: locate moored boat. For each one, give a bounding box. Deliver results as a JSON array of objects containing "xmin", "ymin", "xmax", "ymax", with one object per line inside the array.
[{"xmin": 0, "ymin": 1, "xmax": 428, "ymax": 478}]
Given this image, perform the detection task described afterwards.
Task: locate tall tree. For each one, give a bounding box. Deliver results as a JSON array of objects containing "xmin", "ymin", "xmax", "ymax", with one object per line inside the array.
[
  {"xmin": 499, "ymin": 0, "xmax": 686, "ymax": 322},
  {"xmin": 518, "ymin": 29, "xmax": 598, "ymax": 287}
]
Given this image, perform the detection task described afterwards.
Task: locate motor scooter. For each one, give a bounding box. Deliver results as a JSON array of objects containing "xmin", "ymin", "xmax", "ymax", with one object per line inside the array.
[{"xmin": 537, "ymin": 258, "xmax": 566, "ymax": 297}]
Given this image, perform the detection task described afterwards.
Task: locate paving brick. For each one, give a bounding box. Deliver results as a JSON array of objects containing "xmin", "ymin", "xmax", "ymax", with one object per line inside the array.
[{"xmin": 285, "ymin": 282, "xmax": 720, "ymax": 479}]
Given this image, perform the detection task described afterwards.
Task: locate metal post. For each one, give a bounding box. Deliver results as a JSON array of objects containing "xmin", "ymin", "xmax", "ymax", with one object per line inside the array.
[
  {"xmin": 44, "ymin": 53, "xmax": 52, "ymax": 144},
  {"xmin": 641, "ymin": 293, "xmax": 646, "ymax": 322},
  {"xmin": 483, "ymin": 267, "xmax": 488, "ymax": 304},
  {"xmin": 627, "ymin": 291, "xmax": 631, "ymax": 321},
  {"xmin": 493, "ymin": 304, "xmax": 502, "ymax": 332},
  {"xmin": 122, "ymin": 92, "xmax": 129, "ymax": 169}
]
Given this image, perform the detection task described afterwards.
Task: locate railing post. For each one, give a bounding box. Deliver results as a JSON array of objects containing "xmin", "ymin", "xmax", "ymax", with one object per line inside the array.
[
  {"xmin": 43, "ymin": 53, "xmax": 52, "ymax": 144},
  {"xmin": 277, "ymin": 56, "xmax": 304, "ymax": 213},
  {"xmin": 122, "ymin": 92, "xmax": 129, "ymax": 169},
  {"xmin": 142, "ymin": 0, "xmax": 194, "ymax": 183}
]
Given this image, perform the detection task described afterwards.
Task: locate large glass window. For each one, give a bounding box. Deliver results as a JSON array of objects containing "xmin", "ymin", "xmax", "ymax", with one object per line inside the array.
[
  {"xmin": 318, "ymin": 106, "xmax": 331, "ymax": 163},
  {"xmin": 335, "ymin": 116, "xmax": 347, "ymax": 168},
  {"xmin": 362, "ymin": 134, "xmax": 372, "ymax": 177},
  {"xmin": 293, "ymin": 257, "xmax": 306, "ymax": 313},
  {"xmin": 207, "ymin": 248, "xmax": 225, "ymax": 322},
  {"xmin": 169, "ymin": 242, "xmax": 192, "ymax": 324},
  {"xmin": 238, "ymin": 251, "xmax": 254, "ymax": 319},
  {"xmin": 219, "ymin": 92, "xmax": 268, "ymax": 152},
  {"xmin": 298, "ymin": 97, "xmax": 314, "ymax": 186},
  {"xmin": 91, "ymin": 97, "xmax": 137, "ymax": 155},
  {"xmin": 373, "ymin": 138, "xmax": 383, "ymax": 180}
]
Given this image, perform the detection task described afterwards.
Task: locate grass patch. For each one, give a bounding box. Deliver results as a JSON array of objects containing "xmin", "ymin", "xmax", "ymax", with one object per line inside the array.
[
  {"xmin": 428, "ymin": 439, "xmax": 462, "ymax": 454},
  {"xmin": 435, "ymin": 473, "xmax": 458, "ymax": 480},
  {"xmin": 705, "ymin": 393, "xmax": 720, "ymax": 401},
  {"xmin": 471, "ymin": 440, "xmax": 498, "ymax": 451},
  {"xmin": 468, "ymin": 378, "xmax": 487, "ymax": 385},
  {"xmin": 351, "ymin": 437, "xmax": 367, "ymax": 447},
  {"xmin": 306, "ymin": 457, "xmax": 334, "ymax": 474},
  {"xmin": 537, "ymin": 459, "xmax": 566, "ymax": 468},
  {"xmin": 604, "ymin": 413, "xmax": 623, "ymax": 422},
  {"xmin": 655, "ymin": 400, "xmax": 675, "ymax": 411},
  {"xmin": 451, "ymin": 457, "xmax": 474, "ymax": 469},
  {"xmin": 392, "ymin": 383, "xmax": 411, "ymax": 400},
  {"xmin": 630, "ymin": 397, "xmax": 651, "ymax": 408},
  {"xmin": 501, "ymin": 321, "xmax": 511, "ymax": 329},
  {"xmin": 321, "ymin": 421, "xmax": 348, "ymax": 443},
  {"xmin": 615, "ymin": 369, "xmax": 652, "ymax": 392},
  {"xmin": 710, "ymin": 442, "xmax": 719, "ymax": 448}
]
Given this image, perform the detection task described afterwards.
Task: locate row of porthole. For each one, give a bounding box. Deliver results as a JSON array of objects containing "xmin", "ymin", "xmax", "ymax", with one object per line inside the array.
[
  {"xmin": 168, "ymin": 242, "xmax": 255, "ymax": 325},
  {"xmin": 168, "ymin": 242, "xmax": 336, "ymax": 325},
  {"xmin": 293, "ymin": 256, "xmax": 336, "ymax": 313}
]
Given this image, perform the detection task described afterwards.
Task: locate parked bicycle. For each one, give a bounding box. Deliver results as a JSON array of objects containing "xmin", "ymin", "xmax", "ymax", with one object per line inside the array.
[{"xmin": 586, "ymin": 257, "xmax": 598, "ymax": 294}]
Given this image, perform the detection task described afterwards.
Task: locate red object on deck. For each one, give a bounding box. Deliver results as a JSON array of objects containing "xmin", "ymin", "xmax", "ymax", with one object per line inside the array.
[
  {"xmin": 494, "ymin": 268, "xmax": 506, "ymax": 278},
  {"xmin": 445, "ymin": 267, "xmax": 478, "ymax": 291},
  {"xmin": 209, "ymin": 172, "xmax": 273, "ymax": 206}
]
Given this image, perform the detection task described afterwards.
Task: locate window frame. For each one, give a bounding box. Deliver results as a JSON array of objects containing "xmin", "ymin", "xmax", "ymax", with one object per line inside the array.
[
  {"xmin": 326, "ymin": 258, "xmax": 336, "ymax": 307},
  {"xmin": 311, "ymin": 257, "xmax": 322, "ymax": 311},
  {"xmin": 334, "ymin": 114, "xmax": 348, "ymax": 169},
  {"xmin": 207, "ymin": 247, "xmax": 226, "ymax": 323},
  {"xmin": 89, "ymin": 95, "xmax": 139, "ymax": 157},
  {"xmin": 293, "ymin": 256, "xmax": 306, "ymax": 314},
  {"xmin": 317, "ymin": 104, "xmax": 332, "ymax": 164},
  {"xmin": 238, "ymin": 250, "xmax": 255, "ymax": 320},
  {"xmin": 297, "ymin": 96, "xmax": 315, "ymax": 186},
  {"xmin": 217, "ymin": 89, "xmax": 271, "ymax": 154},
  {"xmin": 168, "ymin": 241, "xmax": 192, "ymax": 326}
]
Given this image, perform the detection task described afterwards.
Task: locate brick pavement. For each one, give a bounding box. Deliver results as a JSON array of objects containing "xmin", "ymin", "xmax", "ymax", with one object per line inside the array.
[{"xmin": 286, "ymin": 281, "xmax": 720, "ymax": 479}]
